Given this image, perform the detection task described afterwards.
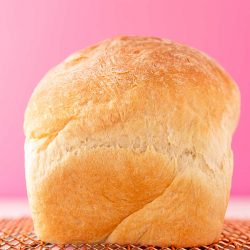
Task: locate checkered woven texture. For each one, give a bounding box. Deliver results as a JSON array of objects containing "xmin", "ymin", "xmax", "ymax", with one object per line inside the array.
[{"xmin": 0, "ymin": 218, "xmax": 250, "ymax": 249}]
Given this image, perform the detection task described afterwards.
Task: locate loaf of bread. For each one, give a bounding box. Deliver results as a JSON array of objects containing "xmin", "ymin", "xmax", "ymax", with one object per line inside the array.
[{"xmin": 24, "ymin": 36, "xmax": 240, "ymax": 247}]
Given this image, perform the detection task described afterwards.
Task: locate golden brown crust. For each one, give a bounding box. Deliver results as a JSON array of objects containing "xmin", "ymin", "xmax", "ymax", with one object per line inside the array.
[{"xmin": 24, "ymin": 36, "xmax": 240, "ymax": 247}]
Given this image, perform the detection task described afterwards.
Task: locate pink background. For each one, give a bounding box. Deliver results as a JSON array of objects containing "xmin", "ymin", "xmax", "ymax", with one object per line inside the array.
[{"xmin": 0, "ymin": 0, "xmax": 249, "ymax": 198}]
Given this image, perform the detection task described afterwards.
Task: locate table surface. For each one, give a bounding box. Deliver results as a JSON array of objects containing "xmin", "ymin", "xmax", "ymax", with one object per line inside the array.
[{"xmin": 0, "ymin": 197, "xmax": 250, "ymax": 219}]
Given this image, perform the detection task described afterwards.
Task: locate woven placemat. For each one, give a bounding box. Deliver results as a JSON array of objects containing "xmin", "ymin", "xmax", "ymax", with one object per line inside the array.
[{"xmin": 0, "ymin": 217, "xmax": 250, "ymax": 250}]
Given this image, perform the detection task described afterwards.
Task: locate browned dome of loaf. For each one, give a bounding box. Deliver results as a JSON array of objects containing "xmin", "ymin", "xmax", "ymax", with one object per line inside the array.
[{"xmin": 24, "ymin": 36, "xmax": 239, "ymax": 141}]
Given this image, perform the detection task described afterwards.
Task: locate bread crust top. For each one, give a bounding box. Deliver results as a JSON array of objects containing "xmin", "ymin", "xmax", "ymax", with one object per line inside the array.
[{"xmin": 24, "ymin": 36, "xmax": 240, "ymax": 142}]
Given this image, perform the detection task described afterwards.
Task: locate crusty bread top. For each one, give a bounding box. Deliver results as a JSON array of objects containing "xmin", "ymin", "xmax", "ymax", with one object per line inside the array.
[{"xmin": 24, "ymin": 36, "xmax": 240, "ymax": 145}]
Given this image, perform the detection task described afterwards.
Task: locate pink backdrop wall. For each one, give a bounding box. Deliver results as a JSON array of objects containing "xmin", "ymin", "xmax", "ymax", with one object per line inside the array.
[{"xmin": 0, "ymin": 0, "xmax": 249, "ymax": 197}]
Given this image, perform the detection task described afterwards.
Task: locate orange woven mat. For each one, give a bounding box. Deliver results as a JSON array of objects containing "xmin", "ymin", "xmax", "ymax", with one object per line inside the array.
[{"xmin": 0, "ymin": 218, "xmax": 250, "ymax": 250}]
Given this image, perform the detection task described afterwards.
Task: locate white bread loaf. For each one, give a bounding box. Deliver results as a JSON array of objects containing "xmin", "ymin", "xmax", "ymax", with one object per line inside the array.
[{"xmin": 24, "ymin": 36, "xmax": 240, "ymax": 247}]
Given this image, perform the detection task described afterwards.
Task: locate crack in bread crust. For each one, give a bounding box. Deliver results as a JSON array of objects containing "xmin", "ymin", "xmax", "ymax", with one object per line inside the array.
[{"xmin": 104, "ymin": 173, "xmax": 176, "ymax": 242}]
